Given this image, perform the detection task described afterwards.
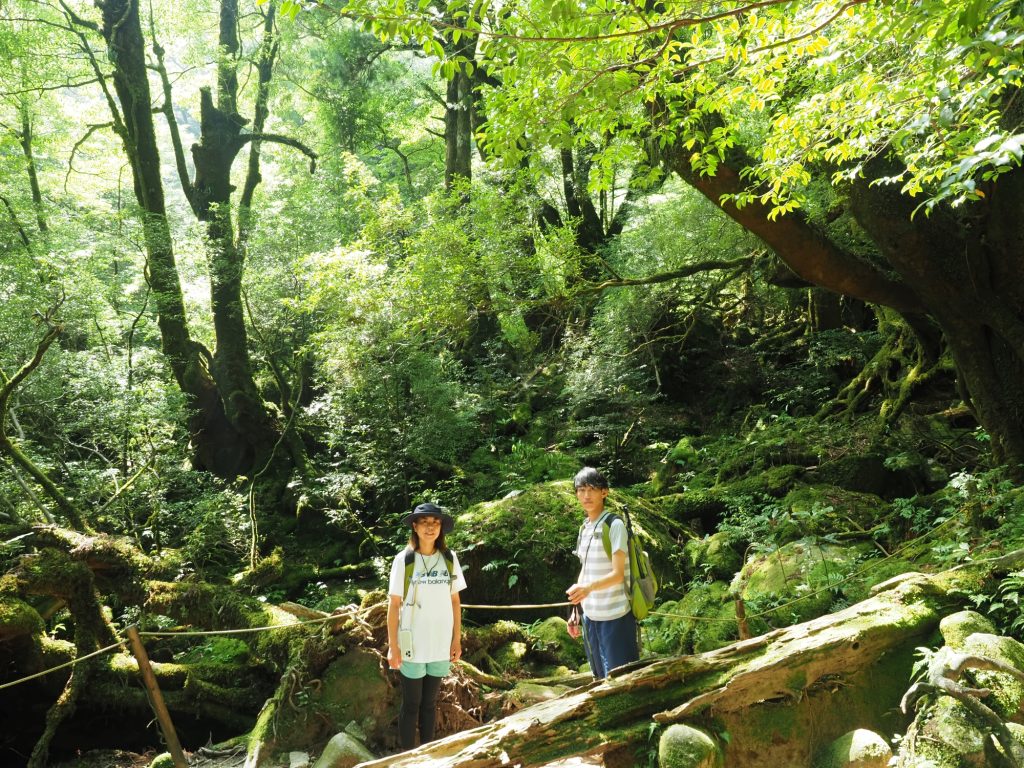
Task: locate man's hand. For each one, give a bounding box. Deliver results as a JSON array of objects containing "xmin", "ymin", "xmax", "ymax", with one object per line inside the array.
[
  {"xmin": 450, "ymin": 638, "xmax": 462, "ymax": 662},
  {"xmin": 567, "ymin": 582, "xmax": 591, "ymax": 605}
]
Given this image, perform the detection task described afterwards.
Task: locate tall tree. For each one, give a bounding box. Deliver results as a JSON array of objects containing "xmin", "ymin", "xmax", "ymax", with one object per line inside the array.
[{"xmin": 54, "ymin": 0, "xmax": 312, "ymax": 481}]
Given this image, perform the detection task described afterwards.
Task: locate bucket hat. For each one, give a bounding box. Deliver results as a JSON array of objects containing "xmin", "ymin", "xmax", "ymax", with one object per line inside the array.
[{"xmin": 402, "ymin": 502, "xmax": 455, "ymax": 534}]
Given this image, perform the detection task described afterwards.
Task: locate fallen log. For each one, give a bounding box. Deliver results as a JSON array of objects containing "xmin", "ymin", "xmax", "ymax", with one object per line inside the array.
[{"xmin": 353, "ymin": 554, "xmax": 1024, "ymax": 768}]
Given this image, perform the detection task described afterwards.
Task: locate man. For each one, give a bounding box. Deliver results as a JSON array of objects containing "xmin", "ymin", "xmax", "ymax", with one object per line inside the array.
[{"xmin": 566, "ymin": 466, "xmax": 639, "ymax": 679}]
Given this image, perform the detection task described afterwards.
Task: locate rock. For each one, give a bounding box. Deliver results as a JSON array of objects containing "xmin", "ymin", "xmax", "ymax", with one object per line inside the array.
[
  {"xmin": 644, "ymin": 582, "xmax": 738, "ymax": 656},
  {"xmin": 896, "ymin": 630, "xmax": 1024, "ymax": 766},
  {"xmin": 938, "ymin": 610, "xmax": 997, "ymax": 649},
  {"xmin": 658, "ymin": 724, "xmax": 721, "ymax": 768},
  {"xmin": 683, "ymin": 533, "xmax": 743, "ymax": 581},
  {"xmin": 527, "ymin": 615, "xmax": 588, "ymax": 668},
  {"xmin": 958, "ymin": 632, "xmax": 1024, "ymax": 717},
  {"xmin": 731, "ymin": 537, "xmax": 874, "ymax": 627},
  {"xmin": 289, "ymin": 751, "xmax": 311, "ymax": 768},
  {"xmin": 315, "ymin": 648, "xmax": 392, "ymax": 744},
  {"xmin": 312, "ymin": 731, "xmax": 375, "ymax": 768},
  {"xmin": 149, "ymin": 754, "xmax": 175, "ymax": 768},
  {"xmin": 780, "ymin": 485, "xmax": 887, "ymax": 537},
  {"xmin": 815, "ymin": 728, "xmax": 891, "ymax": 768}
]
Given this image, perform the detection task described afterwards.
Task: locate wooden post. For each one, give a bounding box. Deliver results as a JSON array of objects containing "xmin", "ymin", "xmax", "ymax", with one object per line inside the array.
[
  {"xmin": 735, "ymin": 597, "xmax": 751, "ymax": 641},
  {"xmin": 125, "ymin": 625, "xmax": 189, "ymax": 768}
]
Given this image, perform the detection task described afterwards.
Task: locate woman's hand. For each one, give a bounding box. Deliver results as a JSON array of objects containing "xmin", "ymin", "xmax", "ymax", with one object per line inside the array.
[
  {"xmin": 387, "ymin": 644, "xmax": 402, "ymax": 669},
  {"xmin": 450, "ymin": 637, "xmax": 462, "ymax": 662}
]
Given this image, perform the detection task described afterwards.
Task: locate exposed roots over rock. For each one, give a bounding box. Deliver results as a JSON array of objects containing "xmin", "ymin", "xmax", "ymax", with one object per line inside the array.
[{"xmin": 901, "ymin": 647, "xmax": 1024, "ymax": 768}]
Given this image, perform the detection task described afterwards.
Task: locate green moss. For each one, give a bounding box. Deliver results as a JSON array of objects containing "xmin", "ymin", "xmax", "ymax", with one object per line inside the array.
[
  {"xmin": 732, "ymin": 538, "xmax": 875, "ymax": 627},
  {"xmin": 780, "ymin": 485, "xmax": 888, "ymax": 535},
  {"xmin": 526, "ymin": 616, "xmax": 587, "ymax": 669},
  {"xmin": 315, "ymin": 648, "xmax": 392, "ymax": 742},
  {"xmin": 683, "ymin": 532, "xmax": 744, "ymax": 581},
  {"xmin": 146, "ymin": 580, "xmax": 267, "ymax": 632},
  {"xmin": 959, "ymin": 633, "xmax": 1024, "ymax": 717},
  {"xmin": 645, "ymin": 581, "xmax": 739, "ymax": 655},
  {"xmin": 939, "ymin": 610, "xmax": 997, "ymax": 649},
  {"xmin": 785, "ymin": 670, "xmax": 807, "ymax": 694},
  {"xmin": 0, "ymin": 594, "xmax": 43, "ymax": 638},
  {"xmin": 722, "ymin": 464, "xmax": 806, "ymax": 498},
  {"xmin": 658, "ymin": 724, "xmax": 721, "ymax": 768}
]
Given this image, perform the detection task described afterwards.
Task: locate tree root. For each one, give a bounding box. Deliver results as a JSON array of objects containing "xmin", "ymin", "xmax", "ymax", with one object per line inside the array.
[{"xmin": 901, "ymin": 647, "xmax": 1024, "ymax": 768}]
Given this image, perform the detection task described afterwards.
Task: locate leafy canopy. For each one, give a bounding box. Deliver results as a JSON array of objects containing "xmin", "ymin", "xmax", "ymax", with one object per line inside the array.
[{"xmin": 305, "ymin": 0, "xmax": 1024, "ymax": 214}]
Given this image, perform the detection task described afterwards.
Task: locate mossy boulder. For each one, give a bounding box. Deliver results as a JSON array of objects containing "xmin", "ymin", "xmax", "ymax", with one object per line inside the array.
[
  {"xmin": 683, "ymin": 532, "xmax": 744, "ymax": 581},
  {"xmin": 658, "ymin": 724, "xmax": 722, "ymax": 768},
  {"xmin": 780, "ymin": 485, "xmax": 888, "ymax": 537},
  {"xmin": 525, "ymin": 616, "xmax": 587, "ymax": 669},
  {"xmin": 815, "ymin": 728, "xmax": 891, "ymax": 768},
  {"xmin": 806, "ymin": 453, "xmax": 917, "ymax": 499},
  {"xmin": 315, "ymin": 648, "xmax": 392, "ymax": 743},
  {"xmin": 938, "ymin": 610, "xmax": 996, "ymax": 649},
  {"xmin": 149, "ymin": 753, "xmax": 176, "ymax": 768},
  {"xmin": 646, "ymin": 581, "xmax": 740, "ymax": 656},
  {"xmin": 311, "ymin": 731, "xmax": 375, "ymax": 768},
  {"xmin": 652, "ymin": 437, "xmax": 701, "ymax": 494},
  {"xmin": 958, "ymin": 633, "xmax": 1024, "ymax": 718},
  {"xmin": 898, "ymin": 630, "xmax": 1024, "ymax": 767},
  {"xmin": 731, "ymin": 538, "xmax": 874, "ymax": 627},
  {"xmin": 656, "ymin": 465, "xmax": 803, "ymax": 535},
  {"xmin": 656, "ymin": 491, "xmax": 729, "ymax": 536},
  {"xmin": 721, "ymin": 464, "xmax": 807, "ymax": 499}
]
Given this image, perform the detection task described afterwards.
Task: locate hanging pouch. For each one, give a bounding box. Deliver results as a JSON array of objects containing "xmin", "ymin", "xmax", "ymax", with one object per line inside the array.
[
  {"xmin": 399, "ymin": 579, "xmax": 418, "ymax": 660},
  {"xmin": 398, "ymin": 626, "xmax": 414, "ymax": 659},
  {"xmin": 567, "ymin": 605, "xmax": 582, "ymax": 639}
]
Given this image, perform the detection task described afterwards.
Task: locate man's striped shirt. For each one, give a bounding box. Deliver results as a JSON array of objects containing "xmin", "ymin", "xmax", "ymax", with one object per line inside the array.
[{"xmin": 576, "ymin": 513, "xmax": 630, "ymax": 621}]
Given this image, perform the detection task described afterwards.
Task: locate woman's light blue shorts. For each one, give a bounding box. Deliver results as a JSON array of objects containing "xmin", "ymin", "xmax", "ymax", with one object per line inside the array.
[{"xmin": 400, "ymin": 660, "xmax": 451, "ymax": 679}]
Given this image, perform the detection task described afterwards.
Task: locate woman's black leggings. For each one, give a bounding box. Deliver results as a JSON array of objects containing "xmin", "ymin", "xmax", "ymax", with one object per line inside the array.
[{"xmin": 398, "ymin": 673, "xmax": 443, "ymax": 749}]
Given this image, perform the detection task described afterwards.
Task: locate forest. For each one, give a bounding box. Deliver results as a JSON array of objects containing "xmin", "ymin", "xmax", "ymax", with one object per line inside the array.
[{"xmin": 4, "ymin": 0, "xmax": 1024, "ymax": 766}]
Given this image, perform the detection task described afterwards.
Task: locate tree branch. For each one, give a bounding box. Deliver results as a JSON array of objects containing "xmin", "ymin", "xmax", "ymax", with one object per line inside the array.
[
  {"xmin": 0, "ymin": 311, "xmax": 89, "ymax": 532},
  {"xmin": 574, "ymin": 256, "xmax": 755, "ymax": 296},
  {"xmin": 0, "ymin": 194, "xmax": 32, "ymax": 250},
  {"xmin": 238, "ymin": 132, "xmax": 318, "ymax": 173}
]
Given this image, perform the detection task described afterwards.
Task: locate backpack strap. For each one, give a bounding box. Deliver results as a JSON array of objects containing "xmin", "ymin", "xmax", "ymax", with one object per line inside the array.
[
  {"xmin": 403, "ymin": 548, "xmax": 416, "ymax": 602},
  {"xmin": 600, "ymin": 512, "xmax": 621, "ymax": 559},
  {"xmin": 403, "ymin": 547, "xmax": 456, "ymax": 601}
]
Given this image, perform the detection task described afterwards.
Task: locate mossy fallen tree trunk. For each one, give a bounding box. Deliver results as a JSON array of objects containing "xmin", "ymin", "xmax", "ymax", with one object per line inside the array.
[{"xmin": 354, "ymin": 554, "xmax": 1024, "ymax": 768}]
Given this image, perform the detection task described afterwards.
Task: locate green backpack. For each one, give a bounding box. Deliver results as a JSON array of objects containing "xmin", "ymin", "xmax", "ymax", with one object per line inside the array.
[
  {"xmin": 402, "ymin": 547, "xmax": 455, "ymax": 600},
  {"xmin": 585, "ymin": 508, "xmax": 659, "ymax": 621}
]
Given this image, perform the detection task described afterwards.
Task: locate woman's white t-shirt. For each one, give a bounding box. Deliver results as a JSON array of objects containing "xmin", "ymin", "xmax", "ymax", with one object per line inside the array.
[{"xmin": 388, "ymin": 547, "xmax": 467, "ymax": 664}]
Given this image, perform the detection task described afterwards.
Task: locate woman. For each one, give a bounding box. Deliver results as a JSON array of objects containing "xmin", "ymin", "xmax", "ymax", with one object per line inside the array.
[{"xmin": 387, "ymin": 502, "xmax": 466, "ymax": 749}]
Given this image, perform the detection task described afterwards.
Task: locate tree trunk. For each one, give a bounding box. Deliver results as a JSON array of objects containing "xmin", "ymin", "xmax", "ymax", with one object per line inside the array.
[
  {"xmin": 668, "ymin": 142, "xmax": 1024, "ymax": 472},
  {"xmin": 17, "ymin": 98, "xmax": 47, "ymax": 233},
  {"xmin": 98, "ymin": 0, "xmax": 251, "ymax": 478},
  {"xmin": 444, "ymin": 31, "xmax": 478, "ymax": 191},
  {"xmin": 849, "ymin": 160, "xmax": 1024, "ymax": 471},
  {"xmin": 560, "ymin": 146, "xmax": 605, "ymax": 256}
]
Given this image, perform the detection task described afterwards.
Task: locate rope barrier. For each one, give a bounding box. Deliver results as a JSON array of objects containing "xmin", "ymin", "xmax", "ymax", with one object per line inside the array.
[
  {"xmin": 646, "ymin": 507, "xmax": 967, "ymax": 624},
  {"xmin": 462, "ymin": 601, "xmax": 572, "ymax": 610},
  {"xmin": 0, "ymin": 639, "xmax": 124, "ymax": 690},
  {"xmin": 0, "ymin": 508, "xmax": 984, "ymax": 690},
  {"xmin": 138, "ymin": 612, "xmax": 343, "ymax": 637}
]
